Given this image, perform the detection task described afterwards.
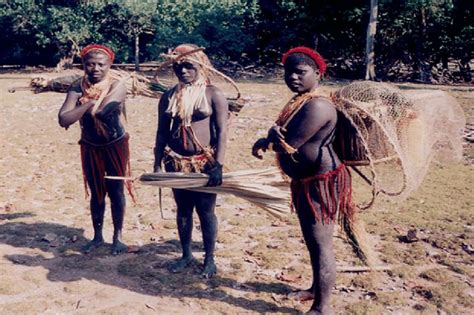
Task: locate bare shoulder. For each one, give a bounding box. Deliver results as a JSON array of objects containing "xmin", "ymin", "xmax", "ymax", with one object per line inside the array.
[
  {"xmin": 206, "ymin": 84, "xmax": 225, "ymax": 98},
  {"xmin": 110, "ymin": 78, "xmax": 127, "ymax": 91},
  {"xmin": 69, "ymin": 78, "xmax": 83, "ymax": 93},
  {"xmin": 306, "ymin": 96, "xmax": 336, "ymax": 114},
  {"xmin": 309, "ymin": 96, "xmax": 335, "ymax": 108},
  {"xmin": 206, "ymin": 85, "xmax": 227, "ymax": 110},
  {"xmin": 301, "ymin": 97, "xmax": 337, "ymax": 122}
]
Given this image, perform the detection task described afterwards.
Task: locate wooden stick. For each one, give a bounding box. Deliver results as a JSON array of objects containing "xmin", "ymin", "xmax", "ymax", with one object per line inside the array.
[
  {"xmin": 105, "ymin": 175, "xmax": 135, "ymax": 181},
  {"xmin": 349, "ymin": 165, "xmax": 373, "ymax": 186},
  {"xmin": 159, "ymin": 188, "xmax": 164, "ymax": 220}
]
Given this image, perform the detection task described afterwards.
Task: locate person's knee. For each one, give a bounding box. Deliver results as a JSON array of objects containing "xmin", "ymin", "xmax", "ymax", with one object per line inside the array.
[
  {"xmin": 313, "ymin": 228, "xmax": 333, "ymax": 241},
  {"xmin": 109, "ymin": 190, "xmax": 125, "ymax": 206},
  {"xmin": 90, "ymin": 193, "xmax": 106, "ymax": 208},
  {"xmin": 195, "ymin": 197, "xmax": 217, "ymax": 216},
  {"xmin": 176, "ymin": 204, "xmax": 194, "ymax": 218},
  {"xmin": 106, "ymin": 178, "xmax": 124, "ymax": 193},
  {"xmin": 197, "ymin": 209, "xmax": 217, "ymax": 228}
]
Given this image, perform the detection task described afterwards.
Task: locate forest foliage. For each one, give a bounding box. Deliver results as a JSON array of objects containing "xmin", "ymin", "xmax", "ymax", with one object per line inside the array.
[{"xmin": 0, "ymin": 0, "xmax": 472, "ymax": 82}]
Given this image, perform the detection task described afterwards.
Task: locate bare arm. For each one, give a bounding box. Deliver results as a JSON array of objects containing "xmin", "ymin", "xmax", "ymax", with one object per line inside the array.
[
  {"xmin": 93, "ymin": 80, "xmax": 127, "ymax": 119},
  {"xmin": 58, "ymin": 82, "xmax": 94, "ymax": 129},
  {"xmin": 153, "ymin": 91, "xmax": 172, "ymax": 172},
  {"xmin": 252, "ymin": 98, "xmax": 335, "ymax": 157},
  {"xmin": 209, "ymin": 86, "xmax": 229, "ymax": 165},
  {"xmin": 283, "ymin": 98, "xmax": 336, "ymax": 149}
]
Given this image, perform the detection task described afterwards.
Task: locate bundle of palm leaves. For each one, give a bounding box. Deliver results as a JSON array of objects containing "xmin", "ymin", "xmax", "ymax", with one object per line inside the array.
[{"xmin": 139, "ymin": 168, "xmax": 291, "ymax": 219}]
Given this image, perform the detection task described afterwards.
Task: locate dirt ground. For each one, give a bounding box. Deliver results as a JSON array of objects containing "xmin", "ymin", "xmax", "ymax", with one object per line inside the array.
[{"xmin": 0, "ymin": 72, "xmax": 473, "ymax": 315}]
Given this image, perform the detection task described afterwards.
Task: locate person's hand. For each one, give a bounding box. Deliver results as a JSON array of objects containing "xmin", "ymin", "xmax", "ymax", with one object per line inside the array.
[
  {"xmin": 267, "ymin": 125, "xmax": 286, "ymax": 144},
  {"xmin": 252, "ymin": 138, "xmax": 269, "ymax": 159},
  {"xmin": 80, "ymin": 99, "xmax": 95, "ymax": 113},
  {"xmin": 205, "ymin": 162, "xmax": 223, "ymax": 187}
]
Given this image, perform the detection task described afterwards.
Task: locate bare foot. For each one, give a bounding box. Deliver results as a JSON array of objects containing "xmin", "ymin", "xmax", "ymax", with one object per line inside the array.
[
  {"xmin": 168, "ymin": 256, "xmax": 194, "ymax": 273},
  {"xmin": 288, "ymin": 289, "xmax": 314, "ymax": 302},
  {"xmin": 111, "ymin": 240, "xmax": 128, "ymax": 255},
  {"xmin": 82, "ymin": 238, "xmax": 104, "ymax": 254},
  {"xmin": 306, "ymin": 306, "xmax": 334, "ymax": 315},
  {"xmin": 201, "ymin": 259, "xmax": 217, "ymax": 278},
  {"xmin": 305, "ymin": 310, "xmax": 334, "ymax": 315}
]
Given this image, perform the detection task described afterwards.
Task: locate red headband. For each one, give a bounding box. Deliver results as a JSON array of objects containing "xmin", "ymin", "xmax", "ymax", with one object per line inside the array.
[
  {"xmin": 80, "ymin": 44, "xmax": 115, "ymax": 62},
  {"xmin": 282, "ymin": 46, "xmax": 327, "ymax": 75}
]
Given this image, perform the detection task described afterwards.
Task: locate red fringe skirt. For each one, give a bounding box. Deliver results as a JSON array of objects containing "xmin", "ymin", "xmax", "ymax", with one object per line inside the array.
[
  {"xmin": 290, "ymin": 163, "xmax": 354, "ymax": 225},
  {"xmin": 79, "ymin": 133, "xmax": 135, "ymax": 203}
]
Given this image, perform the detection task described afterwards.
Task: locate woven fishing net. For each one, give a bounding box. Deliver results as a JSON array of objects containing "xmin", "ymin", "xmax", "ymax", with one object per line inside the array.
[{"xmin": 331, "ymin": 81, "xmax": 465, "ymax": 208}]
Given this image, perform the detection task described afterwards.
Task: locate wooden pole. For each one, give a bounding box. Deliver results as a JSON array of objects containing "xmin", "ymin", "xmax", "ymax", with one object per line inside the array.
[{"xmin": 134, "ymin": 32, "xmax": 140, "ymax": 72}]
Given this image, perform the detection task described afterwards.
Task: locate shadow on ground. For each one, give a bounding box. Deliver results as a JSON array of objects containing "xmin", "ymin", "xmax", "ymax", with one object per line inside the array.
[{"xmin": 0, "ymin": 215, "xmax": 295, "ymax": 313}]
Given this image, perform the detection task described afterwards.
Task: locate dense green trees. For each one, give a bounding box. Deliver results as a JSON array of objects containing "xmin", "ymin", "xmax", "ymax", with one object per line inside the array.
[{"xmin": 0, "ymin": 0, "xmax": 471, "ymax": 82}]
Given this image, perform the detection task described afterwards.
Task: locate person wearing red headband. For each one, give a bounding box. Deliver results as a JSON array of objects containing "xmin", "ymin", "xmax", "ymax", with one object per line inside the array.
[
  {"xmin": 252, "ymin": 47, "xmax": 352, "ymax": 314},
  {"xmin": 153, "ymin": 44, "xmax": 229, "ymax": 278},
  {"xmin": 58, "ymin": 44, "xmax": 134, "ymax": 255}
]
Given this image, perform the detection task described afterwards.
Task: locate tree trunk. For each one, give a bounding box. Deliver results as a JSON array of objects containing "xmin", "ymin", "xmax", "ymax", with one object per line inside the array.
[
  {"xmin": 365, "ymin": 0, "xmax": 378, "ymax": 80},
  {"xmin": 416, "ymin": 7, "xmax": 431, "ymax": 82},
  {"xmin": 134, "ymin": 33, "xmax": 140, "ymax": 72}
]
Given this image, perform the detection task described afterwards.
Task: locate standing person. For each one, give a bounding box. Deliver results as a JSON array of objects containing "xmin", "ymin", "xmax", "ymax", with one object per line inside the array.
[
  {"xmin": 58, "ymin": 44, "xmax": 134, "ymax": 255},
  {"xmin": 153, "ymin": 44, "xmax": 229, "ymax": 278},
  {"xmin": 252, "ymin": 47, "xmax": 353, "ymax": 315}
]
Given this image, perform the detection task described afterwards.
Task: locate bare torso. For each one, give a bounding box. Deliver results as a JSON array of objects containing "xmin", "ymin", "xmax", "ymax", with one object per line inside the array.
[
  {"xmin": 277, "ymin": 97, "xmax": 341, "ymax": 179},
  {"xmin": 155, "ymin": 84, "xmax": 228, "ymax": 166},
  {"xmin": 69, "ymin": 79, "xmax": 126, "ymax": 145},
  {"xmin": 166, "ymin": 86, "xmax": 214, "ymax": 154}
]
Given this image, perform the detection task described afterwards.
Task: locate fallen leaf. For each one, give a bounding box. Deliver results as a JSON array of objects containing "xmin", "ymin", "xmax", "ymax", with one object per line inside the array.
[
  {"xmin": 4, "ymin": 203, "xmax": 15, "ymax": 212},
  {"xmin": 407, "ymin": 229, "xmax": 419, "ymax": 242},
  {"xmin": 243, "ymin": 257, "xmax": 263, "ymax": 266},
  {"xmin": 145, "ymin": 303, "xmax": 156, "ymax": 311},
  {"xmin": 364, "ymin": 291, "xmax": 377, "ymax": 300},
  {"xmin": 42, "ymin": 233, "xmax": 57, "ymax": 243},
  {"xmin": 275, "ymin": 272, "xmax": 302, "ymax": 283},
  {"xmin": 399, "ymin": 228, "xmax": 419, "ymax": 243},
  {"xmin": 287, "ymin": 290, "xmax": 314, "ymax": 301},
  {"xmin": 461, "ymin": 243, "xmax": 474, "ymax": 255},
  {"xmin": 271, "ymin": 293, "xmax": 282, "ymax": 303}
]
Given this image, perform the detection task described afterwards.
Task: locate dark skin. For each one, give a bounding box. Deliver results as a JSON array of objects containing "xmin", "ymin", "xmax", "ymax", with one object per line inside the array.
[
  {"xmin": 58, "ymin": 52, "xmax": 129, "ymax": 255},
  {"xmin": 252, "ymin": 60, "xmax": 339, "ymax": 315},
  {"xmin": 154, "ymin": 60, "xmax": 228, "ymax": 278}
]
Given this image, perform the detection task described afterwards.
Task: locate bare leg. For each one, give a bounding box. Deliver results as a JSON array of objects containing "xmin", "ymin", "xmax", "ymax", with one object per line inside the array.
[
  {"xmin": 82, "ymin": 155, "xmax": 105, "ymax": 254},
  {"xmin": 82, "ymin": 192, "xmax": 106, "ymax": 253},
  {"xmin": 169, "ymin": 189, "xmax": 196, "ymax": 272},
  {"xmin": 297, "ymin": 199, "xmax": 336, "ymax": 314},
  {"xmin": 195, "ymin": 192, "xmax": 218, "ymax": 278},
  {"xmin": 107, "ymin": 178, "xmax": 127, "ymax": 255}
]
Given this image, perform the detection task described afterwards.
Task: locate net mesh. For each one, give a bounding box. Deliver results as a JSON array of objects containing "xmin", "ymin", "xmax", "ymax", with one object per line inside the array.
[{"xmin": 331, "ymin": 81, "xmax": 465, "ymax": 208}]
